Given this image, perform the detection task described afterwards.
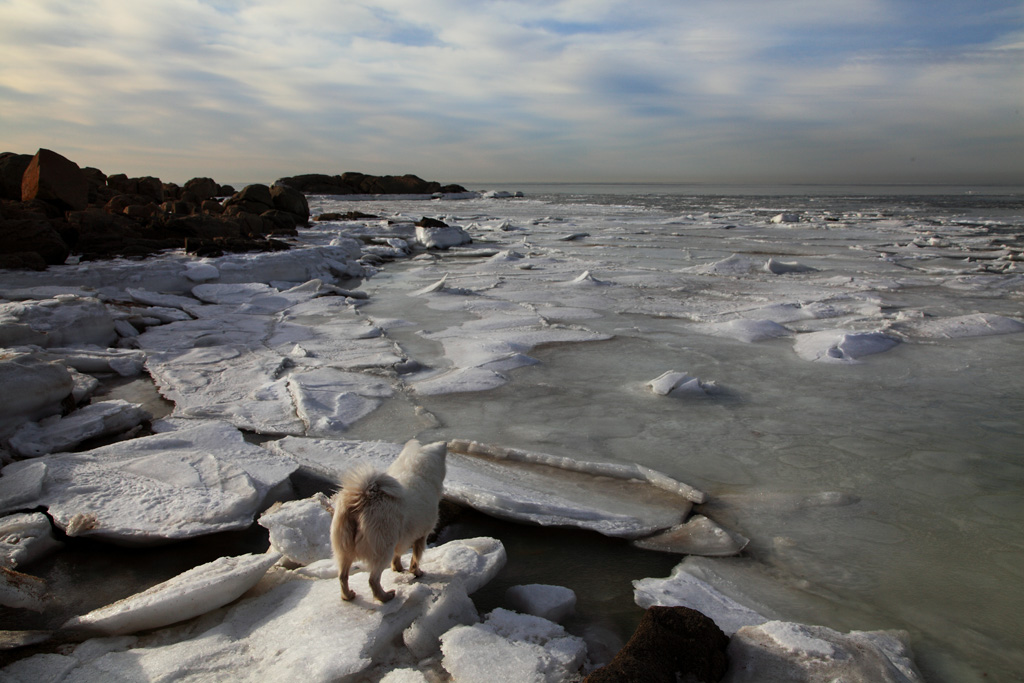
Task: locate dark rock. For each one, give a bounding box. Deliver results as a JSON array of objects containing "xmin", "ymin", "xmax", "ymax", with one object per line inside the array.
[
  {"xmin": 315, "ymin": 210, "xmax": 377, "ymax": 221},
  {"xmin": 82, "ymin": 167, "xmax": 109, "ymax": 203},
  {"xmin": 135, "ymin": 176, "xmax": 164, "ymax": 203},
  {"xmin": 184, "ymin": 177, "xmax": 220, "ymax": 201},
  {"xmin": 260, "ymin": 209, "xmax": 298, "ymax": 234},
  {"xmin": 160, "ymin": 200, "xmax": 196, "ymax": 216},
  {"xmin": 162, "ymin": 182, "xmax": 181, "ymax": 200},
  {"xmin": 217, "ymin": 184, "xmax": 235, "ymax": 196},
  {"xmin": 230, "ymin": 184, "xmax": 273, "ymax": 210},
  {"xmin": 21, "ymin": 149, "xmax": 89, "ymax": 211},
  {"xmin": 275, "ymin": 173, "xmax": 355, "ymax": 195},
  {"xmin": 201, "ymin": 199, "xmax": 225, "ymax": 215},
  {"xmin": 276, "ymin": 172, "xmax": 467, "ymax": 196},
  {"xmin": 106, "ymin": 174, "xmax": 136, "ymax": 194},
  {"xmin": 416, "ymin": 217, "xmax": 448, "ymax": 228},
  {"xmin": 0, "ymin": 218, "xmax": 70, "ymax": 267},
  {"xmin": 0, "ymin": 153, "xmax": 33, "ymax": 200},
  {"xmin": 584, "ymin": 606, "xmax": 729, "ymax": 683},
  {"xmin": 270, "ymin": 184, "xmax": 310, "ymax": 225}
]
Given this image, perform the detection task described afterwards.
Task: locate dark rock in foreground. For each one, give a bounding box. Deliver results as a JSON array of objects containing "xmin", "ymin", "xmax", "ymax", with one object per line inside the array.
[{"xmin": 584, "ymin": 605, "xmax": 730, "ymax": 683}]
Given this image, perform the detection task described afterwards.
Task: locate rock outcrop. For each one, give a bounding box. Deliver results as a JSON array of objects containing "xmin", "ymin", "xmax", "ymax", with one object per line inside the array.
[{"xmin": 276, "ymin": 172, "xmax": 466, "ymax": 196}]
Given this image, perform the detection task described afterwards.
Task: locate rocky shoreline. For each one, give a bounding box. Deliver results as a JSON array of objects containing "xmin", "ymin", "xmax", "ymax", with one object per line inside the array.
[{"xmin": 0, "ymin": 149, "xmax": 468, "ymax": 269}]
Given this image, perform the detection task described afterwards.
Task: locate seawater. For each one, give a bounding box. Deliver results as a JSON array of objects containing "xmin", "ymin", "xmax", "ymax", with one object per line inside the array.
[{"xmin": 315, "ymin": 184, "xmax": 1024, "ymax": 682}]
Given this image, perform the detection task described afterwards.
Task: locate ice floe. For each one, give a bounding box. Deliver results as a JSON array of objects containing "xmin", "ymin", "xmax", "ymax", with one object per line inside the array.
[
  {"xmin": 793, "ymin": 329, "xmax": 900, "ymax": 362},
  {"xmin": 0, "ymin": 512, "xmax": 62, "ymax": 569},
  {"xmin": 0, "ymin": 352, "xmax": 73, "ymax": 440},
  {"xmin": 3, "ymin": 538, "xmax": 506, "ymax": 682},
  {"xmin": 699, "ymin": 318, "xmax": 792, "ymax": 343},
  {"xmin": 440, "ymin": 607, "xmax": 587, "ymax": 683},
  {"xmin": 505, "ymin": 584, "xmax": 577, "ymax": 623},
  {"xmin": 0, "ymin": 421, "xmax": 297, "ymax": 544},
  {"xmin": 8, "ymin": 399, "xmax": 149, "ymax": 457},
  {"xmin": 62, "ymin": 552, "xmax": 282, "ymax": 636}
]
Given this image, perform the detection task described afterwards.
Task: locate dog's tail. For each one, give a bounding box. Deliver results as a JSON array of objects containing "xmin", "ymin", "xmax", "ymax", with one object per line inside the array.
[{"xmin": 331, "ymin": 463, "xmax": 404, "ymax": 563}]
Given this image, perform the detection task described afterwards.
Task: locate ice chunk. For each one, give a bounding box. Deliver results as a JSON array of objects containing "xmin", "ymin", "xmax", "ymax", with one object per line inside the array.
[
  {"xmin": 0, "ymin": 566, "xmax": 46, "ymax": 611},
  {"xmin": 42, "ymin": 347, "xmax": 147, "ymax": 376},
  {"xmin": 271, "ymin": 437, "xmax": 703, "ymax": 540},
  {"xmin": 634, "ymin": 562, "xmax": 768, "ymax": 636},
  {"xmin": 0, "ymin": 513, "xmax": 62, "ymax": 569},
  {"xmin": 258, "ymin": 493, "xmax": 333, "ymax": 566},
  {"xmin": 793, "ymin": 329, "xmax": 899, "ymax": 362},
  {"xmin": 8, "ymin": 399, "xmax": 150, "ymax": 458},
  {"xmin": 183, "ymin": 262, "xmax": 219, "ymax": 282},
  {"xmin": 647, "ymin": 370, "xmax": 714, "ymax": 397},
  {"xmin": 0, "ymin": 353, "xmax": 73, "ymax": 440},
  {"xmin": 416, "ymin": 224, "xmax": 472, "ymax": 249},
  {"xmin": 62, "ymin": 552, "xmax": 281, "ymax": 636},
  {"xmin": 403, "ymin": 582, "xmax": 481, "ymax": 659},
  {"xmin": 0, "ymin": 421, "xmax": 297, "ymax": 545},
  {"xmin": 633, "ymin": 514, "xmax": 749, "ymax": 556},
  {"xmin": 770, "ymin": 213, "xmax": 800, "ymax": 223},
  {"xmin": 0, "ymin": 296, "xmax": 116, "ymax": 348},
  {"xmin": 4, "ymin": 538, "xmax": 506, "ymax": 682},
  {"xmin": 441, "ymin": 608, "xmax": 587, "ymax": 683},
  {"xmin": 765, "ymin": 257, "xmax": 817, "ymax": 274},
  {"xmin": 725, "ymin": 621, "xmax": 925, "ymax": 682},
  {"xmin": 890, "ymin": 312, "xmax": 1024, "ymax": 339},
  {"xmin": 505, "ymin": 584, "xmax": 576, "ymax": 623}
]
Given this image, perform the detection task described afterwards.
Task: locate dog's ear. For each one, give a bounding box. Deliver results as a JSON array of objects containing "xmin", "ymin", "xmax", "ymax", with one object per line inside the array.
[{"xmin": 419, "ymin": 441, "xmax": 448, "ymax": 457}]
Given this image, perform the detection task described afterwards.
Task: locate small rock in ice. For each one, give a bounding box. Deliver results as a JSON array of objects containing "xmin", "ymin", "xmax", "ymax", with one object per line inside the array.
[
  {"xmin": 62, "ymin": 552, "xmax": 281, "ymax": 636},
  {"xmin": 793, "ymin": 330, "xmax": 899, "ymax": 363},
  {"xmin": 505, "ymin": 584, "xmax": 576, "ymax": 623},
  {"xmin": 258, "ymin": 493, "xmax": 333, "ymax": 566},
  {"xmin": 0, "ymin": 513, "xmax": 62, "ymax": 569},
  {"xmin": 8, "ymin": 400, "xmax": 150, "ymax": 458},
  {"xmin": 727, "ymin": 620, "xmax": 925, "ymax": 682},
  {"xmin": 440, "ymin": 608, "xmax": 587, "ymax": 683},
  {"xmin": 647, "ymin": 371, "xmax": 713, "ymax": 397}
]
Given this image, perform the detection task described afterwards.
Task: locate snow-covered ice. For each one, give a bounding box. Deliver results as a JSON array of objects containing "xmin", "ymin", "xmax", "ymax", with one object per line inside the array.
[
  {"xmin": 505, "ymin": 584, "xmax": 577, "ymax": 623},
  {"xmin": 0, "ymin": 512, "xmax": 62, "ymax": 569}
]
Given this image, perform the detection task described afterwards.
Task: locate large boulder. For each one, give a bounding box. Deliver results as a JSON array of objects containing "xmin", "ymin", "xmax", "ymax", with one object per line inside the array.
[
  {"xmin": 184, "ymin": 177, "xmax": 220, "ymax": 202},
  {"xmin": 0, "ymin": 153, "xmax": 32, "ymax": 201},
  {"xmin": 0, "ymin": 218, "xmax": 70, "ymax": 268},
  {"xmin": 20, "ymin": 149, "xmax": 88, "ymax": 211},
  {"xmin": 584, "ymin": 606, "xmax": 730, "ymax": 683},
  {"xmin": 270, "ymin": 183, "xmax": 310, "ymax": 225}
]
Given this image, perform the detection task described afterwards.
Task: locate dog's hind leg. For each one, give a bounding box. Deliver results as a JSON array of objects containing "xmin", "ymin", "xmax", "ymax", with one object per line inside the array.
[
  {"xmin": 408, "ymin": 536, "xmax": 426, "ymax": 578},
  {"xmin": 391, "ymin": 550, "xmax": 404, "ymax": 573},
  {"xmin": 367, "ymin": 561, "xmax": 396, "ymax": 603},
  {"xmin": 338, "ymin": 555, "xmax": 356, "ymax": 601}
]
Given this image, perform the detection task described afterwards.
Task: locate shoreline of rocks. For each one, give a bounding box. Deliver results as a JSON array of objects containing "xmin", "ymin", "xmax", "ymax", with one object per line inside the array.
[{"xmin": 0, "ymin": 149, "xmax": 469, "ymax": 269}]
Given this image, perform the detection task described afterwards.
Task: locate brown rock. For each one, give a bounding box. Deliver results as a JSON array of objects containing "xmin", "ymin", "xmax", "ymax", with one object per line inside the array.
[
  {"xmin": 0, "ymin": 218, "xmax": 70, "ymax": 267},
  {"xmin": 201, "ymin": 199, "xmax": 225, "ymax": 215},
  {"xmin": 21, "ymin": 149, "xmax": 89, "ymax": 211},
  {"xmin": 106, "ymin": 174, "xmax": 137, "ymax": 194},
  {"xmin": 0, "ymin": 153, "xmax": 33, "ymax": 200},
  {"xmin": 270, "ymin": 183, "xmax": 310, "ymax": 225},
  {"xmin": 183, "ymin": 177, "xmax": 220, "ymax": 201},
  {"xmin": 135, "ymin": 176, "xmax": 164, "ymax": 203},
  {"xmin": 584, "ymin": 606, "xmax": 730, "ymax": 683},
  {"xmin": 260, "ymin": 209, "xmax": 298, "ymax": 234}
]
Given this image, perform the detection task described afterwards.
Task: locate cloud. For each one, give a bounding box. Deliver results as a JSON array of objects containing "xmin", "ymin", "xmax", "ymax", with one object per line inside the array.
[{"xmin": 0, "ymin": 0, "xmax": 1020, "ymax": 183}]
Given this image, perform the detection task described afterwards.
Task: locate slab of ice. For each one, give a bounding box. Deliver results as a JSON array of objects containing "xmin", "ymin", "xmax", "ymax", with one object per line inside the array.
[
  {"xmin": 258, "ymin": 493, "xmax": 333, "ymax": 566},
  {"xmin": 889, "ymin": 312, "xmax": 1024, "ymax": 339},
  {"xmin": 793, "ymin": 329, "xmax": 899, "ymax": 362},
  {"xmin": 765, "ymin": 257, "xmax": 817, "ymax": 274},
  {"xmin": 8, "ymin": 399, "xmax": 150, "ymax": 458},
  {"xmin": 0, "ymin": 566, "xmax": 46, "ymax": 611},
  {"xmin": 647, "ymin": 370, "xmax": 714, "ymax": 397},
  {"xmin": 700, "ymin": 319, "xmax": 792, "ymax": 343},
  {"xmin": 633, "ymin": 562, "xmax": 768, "ymax": 636},
  {"xmin": 0, "ymin": 512, "xmax": 62, "ymax": 569},
  {"xmin": 270, "ymin": 437, "xmax": 703, "ymax": 540},
  {"xmin": 0, "ymin": 296, "xmax": 116, "ymax": 348},
  {"xmin": 0, "ymin": 353, "xmax": 73, "ymax": 440},
  {"xmin": 416, "ymin": 225, "xmax": 472, "ymax": 249},
  {"xmin": 724, "ymin": 621, "xmax": 924, "ymax": 682},
  {"xmin": 3, "ymin": 538, "xmax": 506, "ymax": 682},
  {"xmin": 39, "ymin": 347, "xmax": 147, "ymax": 377},
  {"xmin": 62, "ymin": 552, "xmax": 282, "ymax": 636},
  {"xmin": 505, "ymin": 584, "xmax": 576, "ymax": 623},
  {"xmin": 0, "ymin": 421, "xmax": 297, "ymax": 544},
  {"xmin": 633, "ymin": 515, "xmax": 749, "ymax": 556}
]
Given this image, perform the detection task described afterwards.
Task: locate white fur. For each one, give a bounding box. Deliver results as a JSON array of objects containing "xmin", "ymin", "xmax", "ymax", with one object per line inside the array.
[{"xmin": 330, "ymin": 440, "xmax": 447, "ymax": 603}]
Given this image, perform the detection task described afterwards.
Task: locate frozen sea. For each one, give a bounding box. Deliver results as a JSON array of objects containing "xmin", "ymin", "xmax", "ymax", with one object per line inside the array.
[
  {"xmin": 317, "ymin": 183, "xmax": 1024, "ymax": 682},
  {"xmin": 2, "ymin": 182, "xmax": 1022, "ymax": 681}
]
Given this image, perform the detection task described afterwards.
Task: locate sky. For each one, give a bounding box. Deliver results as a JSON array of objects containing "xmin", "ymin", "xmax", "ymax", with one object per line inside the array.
[{"xmin": 1, "ymin": 0, "xmax": 1022, "ymax": 186}]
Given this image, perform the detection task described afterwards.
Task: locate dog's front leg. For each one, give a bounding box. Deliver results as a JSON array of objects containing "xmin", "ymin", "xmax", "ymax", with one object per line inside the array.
[{"xmin": 391, "ymin": 551, "xmax": 404, "ymax": 573}]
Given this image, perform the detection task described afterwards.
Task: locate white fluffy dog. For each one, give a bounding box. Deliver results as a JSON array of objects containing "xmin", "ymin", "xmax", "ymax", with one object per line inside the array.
[{"xmin": 330, "ymin": 439, "xmax": 448, "ymax": 603}]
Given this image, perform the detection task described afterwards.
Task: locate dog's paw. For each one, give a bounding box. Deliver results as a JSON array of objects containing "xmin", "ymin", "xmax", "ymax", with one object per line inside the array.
[
  {"xmin": 411, "ymin": 568, "xmax": 424, "ymax": 579},
  {"xmin": 377, "ymin": 589, "xmax": 396, "ymax": 603},
  {"xmin": 341, "ymin": 589, "xmax": 356, "ymax": 601}
]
